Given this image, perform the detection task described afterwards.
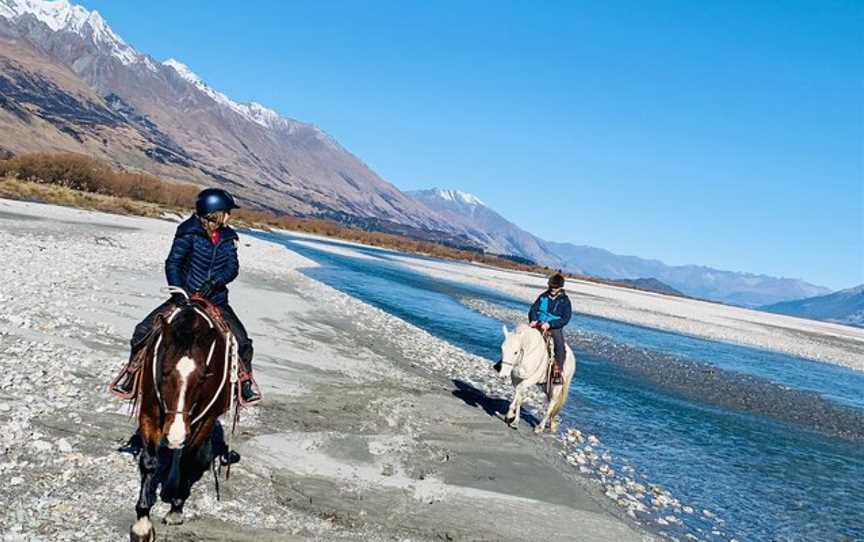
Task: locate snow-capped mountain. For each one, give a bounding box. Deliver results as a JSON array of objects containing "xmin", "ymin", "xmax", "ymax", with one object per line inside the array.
[
  {"xmin": 161, "ymin": 58, "xmax": 290, "ymax": 131},
  {"xmin": 408, "ymin": 188, "xmax": 565, "ymax": 266},
  {"xmin": 0, "ymin": 1, "xmax": 836, "ymax": 305},
  {"xmin": 0, "ymin": 0, "xmax": 149, "ymax": 67},
  {"xmin": 431, "ymin": 188, "xmax": 485, "ymax": 207},
  {"xmin": 410, "ymin": 187, "xmax": 831, "ymax": 306},
  {"xmin": 0, "ymin": 0, "xmax": 465, "ymax": 241}
]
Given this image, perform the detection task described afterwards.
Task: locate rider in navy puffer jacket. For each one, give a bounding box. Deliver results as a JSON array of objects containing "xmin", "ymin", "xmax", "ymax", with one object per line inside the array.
[
  {"xmin": 111, "ymin": 189, "xmax": 261, "ymax": 403},
  {"xmin": 166, "ymin": 215, "xmax": 239, "ymax": 307}
]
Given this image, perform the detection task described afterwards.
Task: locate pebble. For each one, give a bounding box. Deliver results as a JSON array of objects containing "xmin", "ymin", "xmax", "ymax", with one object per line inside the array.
[
  {"xmin": 30, "ymin": 440, "xmax": 52, "ymax": 453},
  {"xmin": 56, "ymin": 438, "xmax": 73, "ymax": 453}
]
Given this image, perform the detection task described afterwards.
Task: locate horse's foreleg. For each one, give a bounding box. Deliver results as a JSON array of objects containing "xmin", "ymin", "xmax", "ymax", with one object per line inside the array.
[
  {"xmin": 131, "ymin": 439, "xmax": 159, "ymax": 541},
  {"xmin": 131, "ymin": 416, "xmax": 160, "ymax": 542},
  {"xmin": 535, "ymin": 385, "xmax": 563, "ymax": 434},
  {"xmin": 165, "ymin": 421, "xmax": 217, "ymax": 526},
  {"xmin": 505, "ymin": 383, "xmax": 528, "ymax": 427},
  {"xmin": 535, "ymin": 398, "xmax": 553, "ymax": 434}
]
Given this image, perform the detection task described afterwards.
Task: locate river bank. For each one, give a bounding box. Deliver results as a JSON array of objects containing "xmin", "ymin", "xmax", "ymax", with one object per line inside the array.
[
  {"xmin": 360, "ymin": 240, "xmax": 864, "ymax": 370},
  {"xmin": 0, "ymin": 198, "xmax": 651, "ymax": 541}
]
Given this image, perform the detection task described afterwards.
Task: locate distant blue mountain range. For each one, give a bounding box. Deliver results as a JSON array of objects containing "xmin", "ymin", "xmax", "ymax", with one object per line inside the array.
[
  {"xmin": 409, "ymin": 188, "xmax": 832, "ymax": 307},
  {"xmin": 761, "ymin": 285, "xmax": 864, "ymax": 327}
]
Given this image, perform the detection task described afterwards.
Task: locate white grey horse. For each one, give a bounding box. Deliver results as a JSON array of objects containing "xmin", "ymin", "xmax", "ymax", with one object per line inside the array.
[{"xmin": 495, "ymin": 324, "xmax": 576, "ymax": 433}]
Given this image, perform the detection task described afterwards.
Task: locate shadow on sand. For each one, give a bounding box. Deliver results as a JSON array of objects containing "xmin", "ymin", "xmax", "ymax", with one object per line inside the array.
[{"xmin": 451, "ymin": 379, "xmax": 539, "ymax": 428}]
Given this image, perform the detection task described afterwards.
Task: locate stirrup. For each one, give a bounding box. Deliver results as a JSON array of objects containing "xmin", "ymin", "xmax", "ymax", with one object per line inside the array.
[
  {"xmin": 239, "ymin": 377, "xmax": 262, "ymax": 404},
  {"xmin": 109, "ymin": 367, "xmax": 139, "ymax": 400},
  {"xmin": 551, "ymin": 366, "xmax": 563, "ymax": 385}
]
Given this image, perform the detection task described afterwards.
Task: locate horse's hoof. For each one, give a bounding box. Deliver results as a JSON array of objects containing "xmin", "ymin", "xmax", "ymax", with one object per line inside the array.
[
  {"xmin": 163, "ymin": 511, "xmax": 184, "ymax": 526},
  {"xmin": 130, "ymin": 517, "xmax": 155, "ymax": 541},
  {"xmin": 534, "ymin": 425, "xmax": 546, "ymax": 434}
]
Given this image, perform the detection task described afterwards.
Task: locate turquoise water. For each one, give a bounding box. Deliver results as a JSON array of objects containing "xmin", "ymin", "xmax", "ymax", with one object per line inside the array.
[{"xmin": 254, "ymin": 232, "xmax": 864, "ymax": 542}]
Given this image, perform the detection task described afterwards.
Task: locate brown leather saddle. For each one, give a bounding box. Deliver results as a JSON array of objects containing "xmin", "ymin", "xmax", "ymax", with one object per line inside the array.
[{"xmin": 109, "ymin": 297, "xmax": 234, "ymax": 401}]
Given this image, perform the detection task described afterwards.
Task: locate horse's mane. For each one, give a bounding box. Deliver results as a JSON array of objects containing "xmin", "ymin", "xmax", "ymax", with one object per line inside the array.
[
  {"xmin": 514, "ymin": 323, "xmax": 534, "ymax": 335},
  {"xmin": 164, "ymin": 306, "xmax": 216, "ymax": 355}
]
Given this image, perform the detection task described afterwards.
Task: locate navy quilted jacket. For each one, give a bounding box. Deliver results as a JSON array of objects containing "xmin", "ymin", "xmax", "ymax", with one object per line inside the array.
[{"xmin": 165, "ymin": 215, "xmax": 239, "ymax": 306}]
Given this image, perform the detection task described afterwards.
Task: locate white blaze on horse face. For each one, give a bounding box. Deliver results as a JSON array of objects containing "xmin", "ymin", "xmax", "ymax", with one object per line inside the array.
[{"xmin": 166, "ymin": 356, "xmax": 196, "ymax": 449}]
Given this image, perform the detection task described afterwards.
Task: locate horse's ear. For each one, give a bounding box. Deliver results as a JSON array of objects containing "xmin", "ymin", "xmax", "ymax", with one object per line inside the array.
[{"xmin": 502, "ymin": 324, "xmax": 509, "ymax": 337}]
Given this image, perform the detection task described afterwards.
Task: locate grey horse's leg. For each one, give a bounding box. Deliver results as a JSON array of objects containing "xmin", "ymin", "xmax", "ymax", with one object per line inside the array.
[{"xmin": 505, "ymin": 382, "xmax": 529, "ymax": 427}]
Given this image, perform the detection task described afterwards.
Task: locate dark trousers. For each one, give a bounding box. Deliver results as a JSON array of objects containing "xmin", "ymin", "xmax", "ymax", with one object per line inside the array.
[
  {"xmin": 131, "ymin": 299, "xmax": 253, "ymax": 368},
  {"xmin": 548, "ymin": 327, "xmax": 565, "ymax": 370}
]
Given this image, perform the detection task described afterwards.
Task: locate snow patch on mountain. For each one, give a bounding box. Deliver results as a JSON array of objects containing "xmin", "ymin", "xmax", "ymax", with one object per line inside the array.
[
  {"xmin": 0, "ymin": 0, "xmax": 292, "ymax": 129},
  {"xmin": 163, "ymin": 57, "xmax": 289, "ymax": 130},
  {"xmin": 0, "ymin": 0, "xmax": 139, "ymax": 65},
  {"xmin": 431, "ymin": 188, "xmax": 485, "ymax": 207}
]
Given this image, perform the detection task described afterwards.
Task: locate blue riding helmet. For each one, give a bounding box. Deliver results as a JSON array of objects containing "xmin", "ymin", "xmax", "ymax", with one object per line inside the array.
[{"xmin": 195, "ymin": 188, "xmax": 240, "ymax": 217}]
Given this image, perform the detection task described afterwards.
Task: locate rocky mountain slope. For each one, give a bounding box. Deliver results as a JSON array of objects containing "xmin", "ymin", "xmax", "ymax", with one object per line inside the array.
[
  {"xmin": 0, "ymin": 0, "xmax": 469, "ymax": 244},
  {"xmin": 407, "ymin": 188, "xmax": 564, "ymax": 265},
  {"xmin": 410, "ymin": 187, "xmax": 831, "ymax": 306},
  {"xmin": 761, "ymin": 285, "xmax": 864, "ymax": 327}
]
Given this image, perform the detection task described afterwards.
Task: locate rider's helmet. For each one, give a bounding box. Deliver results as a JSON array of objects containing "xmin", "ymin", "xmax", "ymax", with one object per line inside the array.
[
  {"xmin": 548, "ymin": 271, "xmax": 565, "ymax": 289},
  {"xmin": 195, "ymin": 188, "xmax": 239, "ymax": 217}
]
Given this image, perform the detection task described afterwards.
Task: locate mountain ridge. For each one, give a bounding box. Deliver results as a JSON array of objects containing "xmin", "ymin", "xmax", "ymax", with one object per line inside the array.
[
  {"xmin": 409, "ymin": 186, "xmax": 832, "ymax": 306},
  {"xmin": 0, "ymin": 0, "xmax": 477, "ymax": 247},
  {"xmin": 761, "ymin": 285, "xmax": 864, "ymax": 327}
]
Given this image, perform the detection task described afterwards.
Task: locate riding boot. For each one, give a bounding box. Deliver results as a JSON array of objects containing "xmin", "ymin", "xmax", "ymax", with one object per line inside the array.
[
  {"xmin": 112, "ymin": 370, "xmax": 136, "ymax": 396},
  {"xmin": 238, "ymin": 359, "xmax": 262, "ymax": 404},
  {"xmin": 110, "ymin": 342, "xmax": 147, "ymax": 397},
  {"xmin": 551, "ymin": 362, "xmax": 563, "ymax": 385}
]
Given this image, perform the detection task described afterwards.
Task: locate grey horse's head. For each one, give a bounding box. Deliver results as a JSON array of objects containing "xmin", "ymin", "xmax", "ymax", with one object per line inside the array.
[{"xmin": 496, "ymin": 325, "xmax": 525, "ymax": 379}]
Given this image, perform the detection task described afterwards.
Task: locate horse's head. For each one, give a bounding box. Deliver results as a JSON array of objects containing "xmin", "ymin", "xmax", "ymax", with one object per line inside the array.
[
  {"xmin": 155, "ymin": 305, "xmax": 221, "ymax": 449},
  {"xmin": 496, "ymin": 324, "xmax": 526, "ymax": 379}
]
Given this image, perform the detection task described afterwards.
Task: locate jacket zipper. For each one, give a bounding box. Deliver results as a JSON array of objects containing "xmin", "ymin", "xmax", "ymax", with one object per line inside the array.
[{"xmin": 207, "ymin": 235, "xmax": 223, "ymax": 281}]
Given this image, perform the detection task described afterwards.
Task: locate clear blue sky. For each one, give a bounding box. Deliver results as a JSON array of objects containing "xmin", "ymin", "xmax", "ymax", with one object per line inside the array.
[{"xmin": 82, "ymin": 0, "xmax": 862, "ymax": 290}]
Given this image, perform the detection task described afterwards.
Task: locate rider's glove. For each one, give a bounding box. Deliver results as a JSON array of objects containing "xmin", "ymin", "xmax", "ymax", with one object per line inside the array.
[
  {"xmin": 197, "ymin": 279, "xmax": 217, "ymax": 299},
  {"xmin": 170, "ymin": 291, "xmax": 189, "ymax": 306}
]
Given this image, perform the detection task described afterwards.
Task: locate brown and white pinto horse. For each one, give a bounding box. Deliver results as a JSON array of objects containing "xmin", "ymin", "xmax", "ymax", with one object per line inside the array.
[{"xmin": 130, "ymin": 294, "xmax": 237, "ymax": 542}]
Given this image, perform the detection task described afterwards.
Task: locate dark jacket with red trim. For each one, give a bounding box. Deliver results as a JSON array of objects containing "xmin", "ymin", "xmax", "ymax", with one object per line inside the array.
[{"xmin": 165, "ymin": 215, "xmax": 239, "ymax": 306}]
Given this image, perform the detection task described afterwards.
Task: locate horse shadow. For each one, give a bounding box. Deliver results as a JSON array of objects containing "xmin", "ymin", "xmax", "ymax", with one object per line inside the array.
[{"xmin": 451, "ymin": 379, "xmax": 539, "ymax": 428}]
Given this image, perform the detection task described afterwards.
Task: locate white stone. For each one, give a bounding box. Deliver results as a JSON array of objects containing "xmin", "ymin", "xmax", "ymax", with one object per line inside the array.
[{"xmin": 56, "ymin": 438, "xmax": 73, "ymax": 453}]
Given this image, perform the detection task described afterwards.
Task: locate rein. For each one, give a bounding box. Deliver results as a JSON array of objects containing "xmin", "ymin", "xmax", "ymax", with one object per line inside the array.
[{"xmin": 150, "ymin": 287, "xmax": 240, "ymax": 433}]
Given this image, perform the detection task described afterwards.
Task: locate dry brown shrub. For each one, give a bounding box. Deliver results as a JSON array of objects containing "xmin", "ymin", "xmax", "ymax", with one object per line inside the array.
[{"xmin": 0, "ymin": 152, "xmax": 197, "ymax": 208}]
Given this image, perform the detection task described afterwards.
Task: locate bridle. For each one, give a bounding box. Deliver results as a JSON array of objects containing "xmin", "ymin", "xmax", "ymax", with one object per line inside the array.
[
  {"xmin": 152, "ymin": 288, "xmax": 237, "ymax": 428},
  {"xmin": 500, "ymin": 344, "xmax": 525, "ymax": 374}
]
